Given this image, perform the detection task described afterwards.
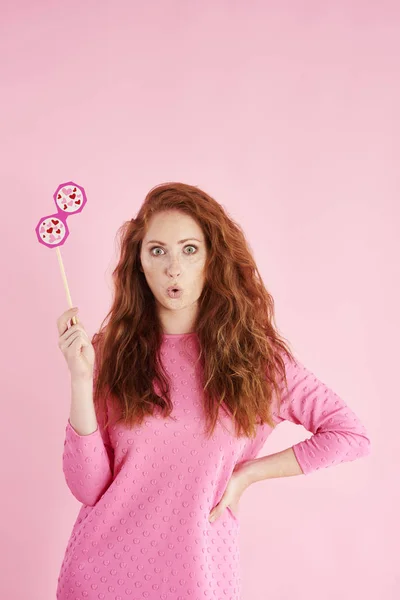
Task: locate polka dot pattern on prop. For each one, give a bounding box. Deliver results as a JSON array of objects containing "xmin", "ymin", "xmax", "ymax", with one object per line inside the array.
[{"xmin": 35, "ymin": 181, "xmax": 87, "ymax": 248}]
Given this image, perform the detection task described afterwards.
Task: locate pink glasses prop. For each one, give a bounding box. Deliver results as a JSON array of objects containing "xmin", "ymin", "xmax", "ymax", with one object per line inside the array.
[{"xmin": 35, "ymin": 181, "xmax": 87, "ymax": 325}]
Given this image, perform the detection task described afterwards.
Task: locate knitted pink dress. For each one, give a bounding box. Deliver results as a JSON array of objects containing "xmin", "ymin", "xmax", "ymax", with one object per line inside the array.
[{"xmin": 56, "ymin": 332, "xmax": 371, "ymax": 600}]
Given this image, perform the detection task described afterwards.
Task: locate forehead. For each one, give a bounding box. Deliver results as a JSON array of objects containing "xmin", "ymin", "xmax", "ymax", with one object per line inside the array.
[{"xmin": 144, "ymin": 211, "xmax": 204, "ymax": 239}]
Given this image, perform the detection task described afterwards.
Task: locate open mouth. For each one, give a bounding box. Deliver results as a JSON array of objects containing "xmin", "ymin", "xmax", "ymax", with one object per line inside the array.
[{"xmin": 167, "ymin": 286, "xmax": 183, "ymax": 298}]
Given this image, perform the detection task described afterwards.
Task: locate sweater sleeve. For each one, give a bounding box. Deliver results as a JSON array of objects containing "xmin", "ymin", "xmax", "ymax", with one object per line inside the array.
[
  {"xmin": 62, "ymin": 387, "xmax": 114, "ymax": 507},
  {"xmin": 272, "ymin": 354, "xmax": 372, "ymax": 475}
]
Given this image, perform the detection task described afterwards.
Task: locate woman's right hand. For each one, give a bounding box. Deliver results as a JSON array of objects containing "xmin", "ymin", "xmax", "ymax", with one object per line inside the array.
[{"xmin": 57, "ymin": 308, "xmax": 95, "ymax": 379}]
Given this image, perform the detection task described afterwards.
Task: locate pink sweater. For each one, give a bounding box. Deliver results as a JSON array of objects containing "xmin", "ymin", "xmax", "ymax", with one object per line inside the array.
[{"xmin": 57, "ymin": 332, "xmax": 371, "ymax": 600}]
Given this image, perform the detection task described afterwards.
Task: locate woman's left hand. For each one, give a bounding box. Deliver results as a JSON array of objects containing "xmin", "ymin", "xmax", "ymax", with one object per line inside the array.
[{"xmin": 208, "ymin": 461, "xmax": 254, "ymax": 522}]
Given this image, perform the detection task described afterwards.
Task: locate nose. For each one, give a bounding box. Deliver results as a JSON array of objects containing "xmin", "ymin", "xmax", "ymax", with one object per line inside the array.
[
  {"xmin": 166, "ymin": 256, "xmax": 182, "ymax": 278},
  {"xmin": 167, "ymin": 269, "xmax": 180, "ymax": 279}
]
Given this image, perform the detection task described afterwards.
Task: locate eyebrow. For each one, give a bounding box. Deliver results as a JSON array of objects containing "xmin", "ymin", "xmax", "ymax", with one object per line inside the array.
[{"xmin": 146, "ymin": 238, "xmax": 202, "ymax": 245}]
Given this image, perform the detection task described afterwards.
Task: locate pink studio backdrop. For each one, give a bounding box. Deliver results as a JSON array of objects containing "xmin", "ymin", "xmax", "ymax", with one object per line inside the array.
[{"xmin": 1, "ymin": 1, "xmax": 398, "ymax": 598}]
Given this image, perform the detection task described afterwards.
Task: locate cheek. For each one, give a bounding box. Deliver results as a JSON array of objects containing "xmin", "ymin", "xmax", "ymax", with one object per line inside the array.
[
  {"xmin": 193, "ymin": 256, "xmax": 206, "ymax": 274},
  {"xmin": 141, "ymin": 255, "xmax": 157, "ymax": 272}
]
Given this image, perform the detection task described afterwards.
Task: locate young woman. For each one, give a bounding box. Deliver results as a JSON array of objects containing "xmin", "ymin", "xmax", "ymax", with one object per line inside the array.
[{"xmin": 56, "ymin": 182, "xmax": 371, "ymax": 600}]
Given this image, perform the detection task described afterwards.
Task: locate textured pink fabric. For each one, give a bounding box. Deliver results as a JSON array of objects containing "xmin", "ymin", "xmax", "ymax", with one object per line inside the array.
[{"xmin": 57, "ymin": 332, "xmax": 371, "ymax": 599}]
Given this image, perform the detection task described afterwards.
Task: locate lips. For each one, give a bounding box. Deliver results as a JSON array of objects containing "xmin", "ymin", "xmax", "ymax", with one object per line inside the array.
[{"xmin": 167, "ymin": 286, "xmax": 182, "ymax": 292}]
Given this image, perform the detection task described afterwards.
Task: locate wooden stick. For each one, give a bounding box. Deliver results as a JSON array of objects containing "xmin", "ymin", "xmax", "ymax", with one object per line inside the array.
[{"xmin": 56, "ymin": 246, "xmax": 79, "ymax": 325}]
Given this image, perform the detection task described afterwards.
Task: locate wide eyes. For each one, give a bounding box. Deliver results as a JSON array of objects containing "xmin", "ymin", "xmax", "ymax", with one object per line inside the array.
[{"xmin": 150, "ymin": 245, "xmax": 198, "ymax": 256}]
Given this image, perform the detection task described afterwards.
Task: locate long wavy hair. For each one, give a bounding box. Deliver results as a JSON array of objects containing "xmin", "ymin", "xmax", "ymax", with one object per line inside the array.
[{"xmin": 92, "ymin": 182, "xmax": 295, "ymax": 440}]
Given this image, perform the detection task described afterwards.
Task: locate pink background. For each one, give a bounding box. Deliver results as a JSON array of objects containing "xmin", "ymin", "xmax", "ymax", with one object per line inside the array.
[{"xmin": 1, "ymin": 1, "xmax": 397, "ymax": 598}]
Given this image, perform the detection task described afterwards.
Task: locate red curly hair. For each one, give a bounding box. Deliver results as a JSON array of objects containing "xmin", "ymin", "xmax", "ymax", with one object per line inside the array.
[{"xmin": 92, "ymin": 182, "xmax": 295, "ymax": 440}]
